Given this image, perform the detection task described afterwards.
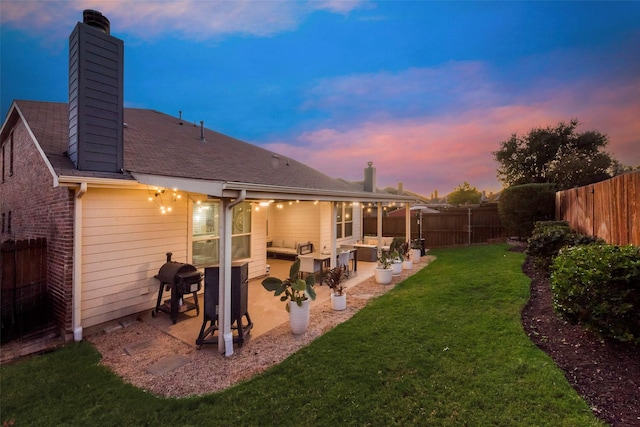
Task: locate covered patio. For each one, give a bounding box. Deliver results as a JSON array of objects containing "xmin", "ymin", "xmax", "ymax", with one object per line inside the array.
[{"xmin": 142, "ymin": 258, "xmax": 379, "ymax": 347}]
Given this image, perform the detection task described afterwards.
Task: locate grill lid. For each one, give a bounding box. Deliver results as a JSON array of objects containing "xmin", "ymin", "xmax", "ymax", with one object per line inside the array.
[
  {"xmin": 157, "ymin": 261, "xmax": 199, "ymax": 284},
  {"xmin": 156, "ymin": 253, "xmax": 200, "ymax": 285}
]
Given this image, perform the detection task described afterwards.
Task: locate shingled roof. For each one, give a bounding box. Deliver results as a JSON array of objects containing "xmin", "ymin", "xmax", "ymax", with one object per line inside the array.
[{"xmin": 12, "ymin": 99, "xmax": 395, "ymax": 198}]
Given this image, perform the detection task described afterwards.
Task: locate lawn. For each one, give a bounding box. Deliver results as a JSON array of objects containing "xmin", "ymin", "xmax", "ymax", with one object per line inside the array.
[{"xmin": 0, "ymin": 244, "xmax": 603, "ymax": 426}]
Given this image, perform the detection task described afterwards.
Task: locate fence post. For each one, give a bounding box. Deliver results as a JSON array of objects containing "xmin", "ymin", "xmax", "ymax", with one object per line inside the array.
[{"xmin": 468, "ymin": 208, "xmax": 471, "ymax": 246}]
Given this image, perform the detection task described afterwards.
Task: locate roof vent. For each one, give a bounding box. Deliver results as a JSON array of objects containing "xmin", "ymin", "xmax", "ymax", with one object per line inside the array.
[
  {"xmin": 83, "ymin": 9, "xmax": 110, "ymax": 34},
  {"xmin": 200, "ymin": 121, "xmax": 207, "ymax": 143}
]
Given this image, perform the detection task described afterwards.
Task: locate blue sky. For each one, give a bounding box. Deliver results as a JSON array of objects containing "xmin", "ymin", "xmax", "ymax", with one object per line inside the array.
[{"xmin": 2, "ymin": 1, "xmax": 639, "ymax": 197}]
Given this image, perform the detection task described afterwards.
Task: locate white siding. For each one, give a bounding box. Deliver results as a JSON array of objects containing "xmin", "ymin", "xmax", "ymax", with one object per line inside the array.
[
  {"xmin": 318, "ymin": 202, "xmax": 332, "ymax": 252},
  {"xmin": 81, "ymin": 188, "xmax": 188, "ymax": 328},
  {"xmin": 80, "ymin": 190, "xmax": 270, "ymax": 328},
  {"xmin": 267, "ymin": 201, "xmax": 363, "ymax": 253},
  {"xmin": 249, "ymin": 204, "xmax": 268, "ymax": 279},
  {"xmin": 267, "ymin": 202, "xmax": 322, "ymax": 249}
]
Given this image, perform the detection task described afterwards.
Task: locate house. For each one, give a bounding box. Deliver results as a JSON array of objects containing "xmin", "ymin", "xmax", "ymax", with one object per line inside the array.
[{"xmin": 0, "ymin": 10, "xmax": 415, "ymax": 356}]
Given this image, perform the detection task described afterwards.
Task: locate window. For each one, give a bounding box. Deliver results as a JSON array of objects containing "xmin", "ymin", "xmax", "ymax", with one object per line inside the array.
[
  {"xmin": 192, "ymin": 201, "xmax": 252, "ymax": 266},
  {"xmin": 336, "ymin": 202, "xmax": 353, "ymax": 239}
]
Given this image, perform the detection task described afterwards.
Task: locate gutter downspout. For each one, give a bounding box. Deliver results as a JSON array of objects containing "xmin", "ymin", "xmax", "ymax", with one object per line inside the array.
[
  {"xmin": 73, "ymin": 182, "xmax": 87, "ymax": 341},
  {"xmin": 219, "ymin": 189, "xmax": 246, "ymax": 356}
]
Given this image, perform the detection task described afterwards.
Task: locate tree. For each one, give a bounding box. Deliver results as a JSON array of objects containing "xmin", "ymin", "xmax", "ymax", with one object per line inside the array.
[
  {"xmin": 493, "ymin": 119, "xmax": 615, "ymax": 190},
  {"xmin": 498, "ymin": 183, "xmax": 556, "ymax": 239},
  {"xmin": 447, "ymin": 182, "xmax": 481, "ymax": 206}
]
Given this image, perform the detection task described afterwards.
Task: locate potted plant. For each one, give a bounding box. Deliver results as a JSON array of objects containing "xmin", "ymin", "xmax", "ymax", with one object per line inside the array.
[
  {"xmin": 375, "ymin": 249, "xmax": 394, "ymax": 284},
  {"xmin": 323, "ymin": 265, "xmax": 348, "ymax": 310},
  {"xmin": 400, "ymin": 241, "xmax": 413, "ymax": 270},
  {"xmin": 389, "ymin": 237, "xmax": 404, "ymax": 275},
  {"xmin": 390, "ymin": 249, "xmax": 403, "ymax": 276},
  {"xmin": 261, "ymin": 258, "xmax": 316, "ymax": 334},
  {"xmin": 411, "ymin": 239, "xmax": 422, "ymax": 263}
]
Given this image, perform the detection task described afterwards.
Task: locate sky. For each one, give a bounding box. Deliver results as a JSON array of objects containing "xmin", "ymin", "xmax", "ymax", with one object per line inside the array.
[{"xmin": 2, "ymin": 1, "xmax": 639, "ymax": 197}]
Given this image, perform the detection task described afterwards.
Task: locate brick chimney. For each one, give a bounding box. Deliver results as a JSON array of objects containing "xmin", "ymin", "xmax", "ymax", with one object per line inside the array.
[{"xmin": 68, "ymin": 10, "xmax": 124, "ymax": 172}]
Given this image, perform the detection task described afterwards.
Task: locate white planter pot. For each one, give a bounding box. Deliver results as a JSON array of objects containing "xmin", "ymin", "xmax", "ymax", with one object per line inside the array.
[
  {"xmin": 375, "ymin": 267, "xmax": 393, "ymax": 285},
  {"xmin": 391, "ymin": 260, "xmax": 403, "ymax": 276},
  {"xmin": 331, "ymin": 292, "xmax": 347, "ymax": 311},
  {"xmin": 403, "ymin": 260, "xmax": 413, "ymax": 270},
  {"xmin": 412, "ymin": 249, "xmax": 421, "ymax": 263},
  {"xmin": 288, "ymin": 299, "xmax": 310, "ymax": 334}
]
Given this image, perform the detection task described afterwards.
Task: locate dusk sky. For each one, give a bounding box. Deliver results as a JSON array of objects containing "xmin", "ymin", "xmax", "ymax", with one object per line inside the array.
[{"xmin": 2, "ymin": 1, "xmax": 639, "ymax": 197}]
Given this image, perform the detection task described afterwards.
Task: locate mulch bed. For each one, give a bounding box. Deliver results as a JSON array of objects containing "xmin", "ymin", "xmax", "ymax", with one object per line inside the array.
[{"xmin": 520, "ymin": 254, "xmax": 640, "ymax": 427}]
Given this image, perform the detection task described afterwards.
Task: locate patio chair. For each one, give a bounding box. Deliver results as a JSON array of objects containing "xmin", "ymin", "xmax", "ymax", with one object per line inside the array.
[
  {"xmin": 337, "ymin": 251, "xmax": 351, "ymax": 276},
  {"xmin": 298, "ymin": 255, "xmax": 322, "ymax": 280}
]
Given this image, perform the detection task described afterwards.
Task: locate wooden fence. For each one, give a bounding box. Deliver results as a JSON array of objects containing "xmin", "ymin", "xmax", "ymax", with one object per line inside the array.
[
  {"xmin": 1, "ymin": 238, "xmax": 50, "ymax": 343},
  {"xmin": 363, "ymin": 205, "xmax": 506, "ymax": 248},
  {"xmin": 556, "ymin": 171, "xmax": 640, "ymax": 246}
]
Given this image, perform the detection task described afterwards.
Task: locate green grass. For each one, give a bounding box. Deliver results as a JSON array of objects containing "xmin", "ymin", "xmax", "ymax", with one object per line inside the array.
[{"xmin": 1, "ymin": 244, "xmax": 604, "ymax": 426}]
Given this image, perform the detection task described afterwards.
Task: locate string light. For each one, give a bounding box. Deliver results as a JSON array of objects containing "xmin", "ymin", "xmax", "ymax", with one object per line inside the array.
[{"xmin": 146, "ymin": 185, "xmax": 184, "ymax": 214}]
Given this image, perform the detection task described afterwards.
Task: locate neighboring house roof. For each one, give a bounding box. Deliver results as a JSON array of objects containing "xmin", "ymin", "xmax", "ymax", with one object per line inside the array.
[
  {"xmin": 380, "ymin": 186, "xmax": 429, "ymax": 203},
  {"xmin": 9, "ymin": 100, "xmax": 414, "ymax": 202}
]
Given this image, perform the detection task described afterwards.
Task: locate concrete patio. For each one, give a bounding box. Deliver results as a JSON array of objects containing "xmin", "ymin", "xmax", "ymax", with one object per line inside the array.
[{"xmin": 142, "ymin": 258, "xmax": 379, "ymax": 348}]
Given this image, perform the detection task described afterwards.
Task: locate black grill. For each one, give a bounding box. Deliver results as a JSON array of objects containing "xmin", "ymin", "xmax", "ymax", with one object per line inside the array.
[{"xmin": 152, "ymin": 252, "xmax": 202, "ymax": 324}]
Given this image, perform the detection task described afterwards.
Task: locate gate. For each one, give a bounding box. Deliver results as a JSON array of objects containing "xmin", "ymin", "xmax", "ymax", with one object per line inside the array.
[{"xmin": 1, "ymin": 238, "xmax": 51, "ymax": 344}]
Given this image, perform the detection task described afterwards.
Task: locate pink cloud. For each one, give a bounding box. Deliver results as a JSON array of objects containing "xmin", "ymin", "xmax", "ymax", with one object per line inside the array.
[
  {"xmin": 0, "ymin": 0, "xmax": 355, "ymax": 42},
  {"xmin": 265, "ymin": 82, "xmax": 640, "ymax": 198}
]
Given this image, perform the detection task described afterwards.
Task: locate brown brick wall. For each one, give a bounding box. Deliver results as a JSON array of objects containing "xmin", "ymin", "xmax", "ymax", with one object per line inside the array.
[{"xmin": 1, "ymin": 118, "xmax": 75, "ymax": 338}]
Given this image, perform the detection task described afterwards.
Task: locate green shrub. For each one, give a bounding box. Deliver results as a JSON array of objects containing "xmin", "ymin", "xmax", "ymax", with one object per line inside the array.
[
  {"xmin": 498, "ymin": 183, "xmax": 556, "ymax": 239},
  {"xmin": 526, "ymin": 221, "xmax": 602, "ymax": 270},
  {"xmin": 551, "ymin": 244, "xmax": 640, "ymax": 343}
]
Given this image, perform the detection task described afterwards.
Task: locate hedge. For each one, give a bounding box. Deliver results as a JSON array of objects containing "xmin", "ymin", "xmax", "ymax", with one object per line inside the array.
[
  {"xmin": 551, "ymin": 244, "xmax": 640, "ymax": 343},
  {"xmin": 498, "ymin": 183, "xmax": 556, "ymax": 239},
  {"xmin": 526, "ymin": 220, "xmax": 603, "ymax": 270}
]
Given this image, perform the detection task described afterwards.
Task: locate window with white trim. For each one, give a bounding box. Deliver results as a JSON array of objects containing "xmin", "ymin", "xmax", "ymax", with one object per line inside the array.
[
  {"xmin": 192, "ymin": 201, "xmax": 251, "ymax": 266},
  {"xmin": 336, "ymin": 202, "xmax": 353, "ymax": 239}
]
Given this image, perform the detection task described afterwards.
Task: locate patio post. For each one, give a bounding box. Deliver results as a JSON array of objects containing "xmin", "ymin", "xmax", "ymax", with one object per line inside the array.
[
  {"xmin": 377, "ymin": 202, "xmax": 383, "ymax": 246},
  {"xmin": 405, "ymin": 202, "xmax": 411, "ymax": 243},
  {"xmin": 330, "ymin": 202, "xmax": 337, "ymax": 268},
  {"xmin": 218, "ymin": 198, "xmax": 232, "ymax": 356},
  {"xmin": 219, "ymin": 190, "xmax": 246, "ymax": 356}
]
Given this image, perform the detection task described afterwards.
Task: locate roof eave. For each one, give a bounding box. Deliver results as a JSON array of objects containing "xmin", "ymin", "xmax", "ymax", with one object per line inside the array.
[
  {"xmin": 57, "ymin": 175, "xmax": 142, "ymax": 189},
  {"xmin": 131, "ymin": 172, "xmax": 416, "ymax": 203},
  {"xmin": 224, "ymin": 181, "xmax": 417, "ymax": 203},
  {"xmin": 2, "ymin": 102, "xmax": 59, "ymax": 187}
]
